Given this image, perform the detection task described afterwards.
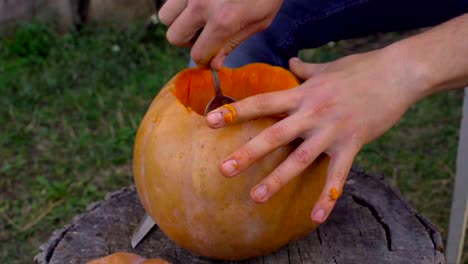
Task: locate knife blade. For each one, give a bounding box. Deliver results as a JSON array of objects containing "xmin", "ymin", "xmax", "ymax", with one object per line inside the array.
[
  {"xmin": 131, "ymin": 64, "xmax": 221, "ymax": 248},
  {"xmin": 131, "ymin": 213, "xmax": 156, "ymax": 248}
]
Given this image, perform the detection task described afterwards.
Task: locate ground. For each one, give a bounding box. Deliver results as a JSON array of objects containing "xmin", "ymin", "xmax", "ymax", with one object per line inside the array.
[{"xmin": 0, "ymin": 23, "xmax": 466, "ymax": 263}]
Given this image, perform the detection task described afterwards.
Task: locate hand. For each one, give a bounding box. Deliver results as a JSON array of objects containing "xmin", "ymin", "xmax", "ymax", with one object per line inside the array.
[
  {"xmin": 158, "ymin": 0, "xmax": 283, "ymax": 69},
  {"xmin": 205, "ymin": 47, "xmax": 426, "ymax": 224}
]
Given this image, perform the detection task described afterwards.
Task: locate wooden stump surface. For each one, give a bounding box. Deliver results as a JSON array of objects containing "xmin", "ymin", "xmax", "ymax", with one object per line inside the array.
[{"xmin": 34, "ymin": 167, "xmax": 445, "ymax": 264}]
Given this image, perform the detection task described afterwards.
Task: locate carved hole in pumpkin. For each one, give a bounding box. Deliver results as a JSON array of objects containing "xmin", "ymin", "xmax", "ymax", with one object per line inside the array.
[{"xmin": 172, "ymin": 64, "xmax": 300, "ymax": 115}]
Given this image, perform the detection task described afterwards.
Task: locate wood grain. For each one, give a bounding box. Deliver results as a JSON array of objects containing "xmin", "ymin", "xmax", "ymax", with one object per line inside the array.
[{"xmin": 35, "ymin": 167, "xmax": 445, "ymax": 264}]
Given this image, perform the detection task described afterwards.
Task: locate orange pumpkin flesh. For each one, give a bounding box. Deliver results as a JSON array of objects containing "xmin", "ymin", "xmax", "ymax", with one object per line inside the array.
[
  {"xmin": 133, "ymin": 63, "xmax": 329, "ymax": 260},
  {"xmin": 87, "ymin": 252, "xmax": 170, "ymax": 264}
]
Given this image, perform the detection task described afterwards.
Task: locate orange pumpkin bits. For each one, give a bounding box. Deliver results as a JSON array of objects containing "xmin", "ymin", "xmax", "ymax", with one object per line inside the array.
[
  {"xmin": 86, "ymin": 252, "xmax": 170, "ymax": 264},
  {"xmin": 330, "ymin": 187, "xmax": 342, "ymax": 201},
  {"xmin": 133, "ymin": 63, "xmax": 329, "ymax": 260},
  {"xmin": 222, "ymin": 104, "xmax": 237, "ymax": 123}
]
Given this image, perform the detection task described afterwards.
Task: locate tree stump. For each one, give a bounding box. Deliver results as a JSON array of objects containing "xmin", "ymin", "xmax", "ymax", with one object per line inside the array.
[
  {"xmin": 34, "ymin": 167, "xmax": 445, "ymax": 264},
  {"xmin": 0, "ymin": 0, "xmax": 160, "ymax": 33}
]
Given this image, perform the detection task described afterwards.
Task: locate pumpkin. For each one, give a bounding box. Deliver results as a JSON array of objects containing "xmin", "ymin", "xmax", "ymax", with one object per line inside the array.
[
  {"xmin": 87, "ymin": 252, "xmax": 170, "ymax": 264},
  {"xmin": 133, "ymin": 63, "xmax": 329, "ymax": 260}
]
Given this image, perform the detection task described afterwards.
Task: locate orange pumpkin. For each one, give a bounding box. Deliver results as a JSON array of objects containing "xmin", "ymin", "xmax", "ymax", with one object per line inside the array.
[
  {"xmin": 133, "ymin": 63, "xmax": 329, "ymax": 260},
  {"xmin": 87, "ymin": 252, "xmax": 170, "ymax": 264}
]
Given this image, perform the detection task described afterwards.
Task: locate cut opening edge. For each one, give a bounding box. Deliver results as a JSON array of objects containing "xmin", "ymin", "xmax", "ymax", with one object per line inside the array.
[{"xmin": 171, "ymin": 64, "xmax": 301, "ymax": 116}]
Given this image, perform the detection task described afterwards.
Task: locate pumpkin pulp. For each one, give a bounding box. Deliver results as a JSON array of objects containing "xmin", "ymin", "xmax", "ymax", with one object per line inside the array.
[{"xmin": 172, "ymin": 63, "xmax": 300, "ymax": 115}]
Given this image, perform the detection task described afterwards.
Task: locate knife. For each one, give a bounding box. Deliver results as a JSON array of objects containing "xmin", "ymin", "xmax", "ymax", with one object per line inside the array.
[
  {"xmin": 131, "ymin": 213, "xmax": 156, "ymax": 248},
  {"xmin": 131, "ymin": 68, "xmax": 222, "ymax": 248}
]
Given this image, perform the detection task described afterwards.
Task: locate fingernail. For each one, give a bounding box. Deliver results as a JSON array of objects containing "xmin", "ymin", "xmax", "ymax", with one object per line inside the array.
[
  {"xmin": 221, "ymin": 159, "xmax": 238, "ymax": 176},
  {"xmin": 312, "ymin": 208, "xmax": 325, "ymax": 223},
  {"xmin": 253, "ymin": 185, "xmax": 268, "ymax": 201},
  {"xmin": 206, "ymin": 112, "xmax": 222, "ymax": 125}
]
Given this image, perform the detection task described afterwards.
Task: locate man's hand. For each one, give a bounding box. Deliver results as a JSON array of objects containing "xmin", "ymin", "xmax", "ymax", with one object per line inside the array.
[
  {"xmin": 205, "ymin": 48, "xmax": 423, "ymax": 223},
  {"xmin": 205, "ymin": 13, "xmax": 468, "ymax": 224},
  {"xmin": 158, "ymin": 0, "xmax": 283, "ymax": 69}
]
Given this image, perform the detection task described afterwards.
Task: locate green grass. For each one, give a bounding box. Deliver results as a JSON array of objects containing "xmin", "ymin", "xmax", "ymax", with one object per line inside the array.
[
  {"xmin": 0, "ymin": 24, "xmax": 466, "ymax": 263},
  {"xmin": 0, "ymin": 23, "xmax": 188, "ymax": 263}
]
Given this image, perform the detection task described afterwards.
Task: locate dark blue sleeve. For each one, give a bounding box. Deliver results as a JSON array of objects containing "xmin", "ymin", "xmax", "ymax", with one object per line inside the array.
[{"xmin": 222, "ymin": 0, "xmax": 468, "ymax": 68}]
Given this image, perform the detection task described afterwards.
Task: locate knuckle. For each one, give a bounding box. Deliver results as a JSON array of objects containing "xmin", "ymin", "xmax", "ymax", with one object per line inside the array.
[
  {"xmin": 265, "ymin": 125, "xmax": 288, "ymax": 145},
  {"xmin": 309, "ymin": 98, "xmax": 335, "ymax": 117},
  {"xmin": 224, "ymin": 38, "xmax": 241, "ymax": 53},
  {"xmin": 212, "ymin": 14, "xmax": 229, "ymax": 31},
  {"xmin": 187, "ymin": 0, "xmax": 205, "ymax": 13},
  {"xmin": 268, "ymin": 174, "xmax": 284, "ymax": 190},
  {"xmin": 158, "ymin": 12, "xmax": 169, "ymax": 26},
  {"xmin": 212, "ymin": 10, "xmax": 236, "ymax": 32},
  {"xmin": 292, "ymin": 148, "xmax": 314, "ymax": 166},
  {"xmin": 157, "ymin": 4, "xmax": 173, "ymax": 25},
  {"xmin": 252, "ymin": 94, "xmax": 272, "ymax": 111},
  {"xmin": 333, "ymin": 167, "xmax": 348, "ymax": 183},
  {"xmin": 190, "ymin": 49, "xmax": 202, "ymax": 64},
  {"xmin": 166, "ymin": 30, "xmax": 181, "ymax": 45},
  {"xmin": 237, "ymin": 146, "xmax": 256, "ymax": 163}
]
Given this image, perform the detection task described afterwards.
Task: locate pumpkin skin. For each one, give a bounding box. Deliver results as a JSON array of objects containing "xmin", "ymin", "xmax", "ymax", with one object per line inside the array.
[
  {"xmin": 87, "ymin": 252, "xmax": 170, "ymax": 264},
  {"xmin": 133, "ymin": 63, "xmax": 329, "ymax": 260}
]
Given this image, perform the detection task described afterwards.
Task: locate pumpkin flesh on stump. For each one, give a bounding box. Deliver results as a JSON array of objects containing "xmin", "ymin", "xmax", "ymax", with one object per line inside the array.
[
  {"xmin": 133, "ymin": 63, "xmax": 329, "ymax": 260},
  {"xmin": 87, "ymin": 252, "xmax": 170, "ymax": 264}
]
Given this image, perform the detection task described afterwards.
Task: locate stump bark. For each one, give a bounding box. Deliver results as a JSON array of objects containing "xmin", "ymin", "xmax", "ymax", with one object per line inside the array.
[{"xmin": 35, "ymin": 167, "xmax": 445, "ymax": 264}]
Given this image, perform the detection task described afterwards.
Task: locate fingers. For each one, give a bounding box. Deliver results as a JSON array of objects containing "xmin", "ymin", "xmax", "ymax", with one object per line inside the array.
[
  {"xmin": 249, "ymin": 129, "xmax": 333, "ymax": 203},
  {"xmin": 194, "ymin": 19, "xmax": 273, "ymax": 68},
  {"xmin": 219, "ymin": 113, "xmax": 311, "ymax": 177},
  {"xmin": 161, "ymin": 0, "xmax": 280, "ymax": 68},
  {"xmin": 166, "ymin": 8, "xmax": 205, "ymax": 46},
  {"xmin": 158, "ymin": 0, "xmax": 187, "ymax": 26},
  {"xmin": 205, "ymin": 89, "xmax": 300, "ymax": 128},
  {"xmin": 289, "ymin": 57, "xmax": 327, "ymax": 80},
  {"xmin": 190, "ymin": 10, "xmax": 241, "ymax": 66},
  {"xmin": 310, "ymin": 143, "xmax": 360, "ymax": 224},
  {"xmin": 209, "ymin": 24, "xmax": 265, "ymax": 69}
]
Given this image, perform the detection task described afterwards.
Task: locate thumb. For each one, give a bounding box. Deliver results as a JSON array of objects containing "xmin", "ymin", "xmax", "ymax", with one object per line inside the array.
[{"xmin": 289, "ymin": 57, "xmax": 327, "ymax": 80}]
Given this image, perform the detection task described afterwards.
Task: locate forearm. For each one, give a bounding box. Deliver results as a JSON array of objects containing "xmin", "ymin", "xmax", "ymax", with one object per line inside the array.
[{"xmin": 387, "ymin": 13, "xmax": 468, "ymax": 100}]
